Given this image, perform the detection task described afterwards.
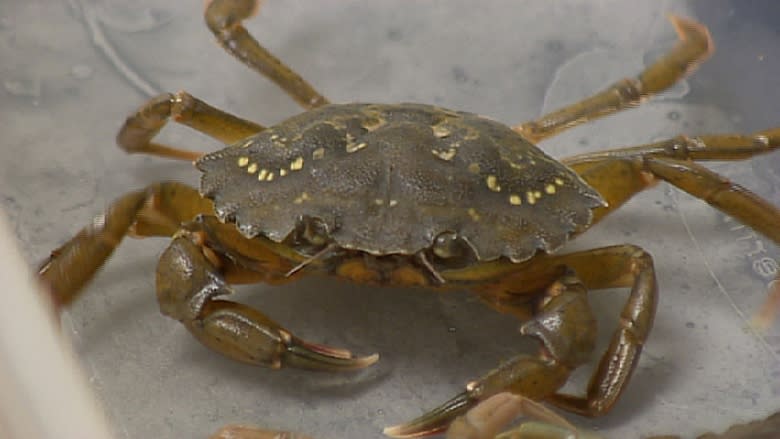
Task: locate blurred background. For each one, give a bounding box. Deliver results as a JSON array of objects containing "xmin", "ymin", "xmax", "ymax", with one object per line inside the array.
[{"xmin": 1, "ymin": 1, "xmax": 779, "ymax": 438}]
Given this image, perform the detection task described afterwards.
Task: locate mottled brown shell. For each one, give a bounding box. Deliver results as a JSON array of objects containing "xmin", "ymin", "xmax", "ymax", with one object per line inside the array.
[{"xmin": 196, "ymin": 103, "xmax": 604, "ymax": 262}]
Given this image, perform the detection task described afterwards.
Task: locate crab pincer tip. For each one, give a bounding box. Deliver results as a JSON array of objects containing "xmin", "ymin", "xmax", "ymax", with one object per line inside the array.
[{"xmin": 284, "ymin": 338, "xmax": 379, "ymax": 371}]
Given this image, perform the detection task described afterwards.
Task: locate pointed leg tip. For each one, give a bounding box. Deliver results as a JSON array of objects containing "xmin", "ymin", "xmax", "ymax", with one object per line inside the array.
[
  {"xmin": 667, "ymin": 14, "xmax": 714, "ymax": 53},
  {"xmin": 359, "ymin": 352, "xmax": 381, "ymax": 368}
]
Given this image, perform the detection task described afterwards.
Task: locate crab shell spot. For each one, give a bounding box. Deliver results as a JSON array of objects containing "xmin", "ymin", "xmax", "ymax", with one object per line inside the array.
[
  {"xmin": 290, "ymin": 156, "xmax": 304, "ymax": 171},
  {"xmin": 257, "ymin": 169, "xmax": 268, "ymax": 180},
  {"xmin": 486, "ymin": 175, "xmax": 501, "ymax": 192},
  {"xmin": 526, "ymin": 191, "xmax": 538, "ymax": 205},
  {"xmin": 361, "ymin": 117, "xmax": 386, "ymax": 132},
  {"xmin": 247, "ymin": 163, "xmax": 258, "ymax": 174},
  {"xmin": 293, "ymin": 192, "xmax": 310, "ymax": 204},
  {"xmin": 468, "ymin": 163, "xmax": 481, "ymax": 174},
  {"xmin": 237, "ymin": 156, "xmax": 249, "ymax": 167},
  {"xmin": 312, "ymin": 147, "xmax": 325, "ymax": 160},
  {"xmin": 431, "ymin": 148, "xmax": 457, "ymax": 161},
  {"xmin": 432, "ymin": 124, "xmax": 451, "ymax": 138},
  {"xmin": 389, "ymin": 199, "xmax": 398, "ymax": 207},
  {"xmin": 509, "ymin": 194, "xmax": 522, "ymax": 205},
  {"xmin": 346, "ymin": 142, "xmax": 367, "ymax": 153},
  {"xmin": 545, "ymin": 184, "xmax": 557, "ymax": 194},
  {"xmin": 280, "ymin": 168, "xmax": 288, "ymax": 177}
]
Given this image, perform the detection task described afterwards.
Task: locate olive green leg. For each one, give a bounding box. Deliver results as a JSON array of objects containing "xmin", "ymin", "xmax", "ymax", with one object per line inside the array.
[
  {"xmin": 563, "ymin": 128, "xmax": 780, "ymax": 244},
  {"xmin": 117, "ymin": 91, "xmax": 265, "ymax": 161},
  {"xmin": 386, "ymin": 245, "xmax": 657, "ymax": 437},
  {"xmin": 205, "ymin": 0, "xmax": 330, "ymax": 109},
  {"xmin": 38, "ymin": 182, "xmax": 211, "ymax": 307},
  {"xmin": 515, "ymin": 16, "xmax": 713, "ymax": 142},
  {"xmin": 544, "ymin": 246, "xmax": 657, "ymax": 417},
  {"xmin": 156, "ymin": 231, "xmax": 378, "ymax": 371}
]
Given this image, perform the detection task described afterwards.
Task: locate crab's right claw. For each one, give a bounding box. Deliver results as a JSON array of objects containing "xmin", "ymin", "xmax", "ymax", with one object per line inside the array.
[{"xmin": 283, "ymin": 335, "xmax": 379, "ymax": 371}]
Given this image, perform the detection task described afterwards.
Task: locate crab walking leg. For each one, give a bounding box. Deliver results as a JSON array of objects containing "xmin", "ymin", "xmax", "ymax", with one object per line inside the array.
[
  {"xmin": 38, "ymin": 182, "xmax": 212, "ymax": 308},
  {"xmin": 156, "ymin": 233, "xmax": 378, "ymax": 371},
  {"xmin": 562, "ymin": 130, "xmax": 780, "ymax": 243},
  {"xmin": 515, "ymin": 16, "xmax": 712, "ymax": 143},
  {"xmin": 117, "ymin": 91, "xmax": 264, "ymax": 161},
  {"xmin": 386, "ymin": 246, "xmax": 657, "ymax": 437},
  {"xmin": 205, "ymin": 0, "xmax": 330, "ymax": 109},
  {"xmin": 563, "ymin": 127, "xmax": 780, "ymax": 166},
  {"xmin": 445, "ymin": 393, "xmax": 591, "ymax": 439},
  {"xmin": 544, "ymin": 246, "xmax": 657, "ymax": 416}
]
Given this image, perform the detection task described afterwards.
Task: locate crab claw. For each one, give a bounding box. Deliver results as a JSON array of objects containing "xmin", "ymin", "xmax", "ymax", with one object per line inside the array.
[
  {"xmin": 383, "ymin": 390, "xmax": 475, "ymax": 438},
  {"xmin": 282, "ymin": 335, "xmax": 379, "ymax": 371}
]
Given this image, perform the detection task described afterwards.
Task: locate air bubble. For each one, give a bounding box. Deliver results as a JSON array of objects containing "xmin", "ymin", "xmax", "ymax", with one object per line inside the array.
[
  {"xmin": 4, "ymin": 77, "xmax": 40, "ymax": 98},
  {"xmin": 71, "ymin": 64, "xmax": 94, "ymax": 80}
]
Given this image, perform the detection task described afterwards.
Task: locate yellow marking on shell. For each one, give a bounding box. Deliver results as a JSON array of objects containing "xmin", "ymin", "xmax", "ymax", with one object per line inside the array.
[
  {"xmin": 533, "ymin": 191, "xmax": 542, "ymax": 199},
  {"xmin": 468, "ymin": 163, "xmax": 481, "ymax": 174},
  {"xmin": 257, "ymin": 169, "xmax": 268, "ymax": 181},
  {"xmin": 293, "ymin": 192, "xmax": 310, "ymax": 204},
  {"xmin": 554, "ymin": 177, "xmax": 565, "ymax": 186},
  {"xmin": 346, "ymin": 141, "xmax": 367, "ymax": 153},
  {"xmin": 432, "ymin": 124, "xmax": 451, "ymax": 138},
  {"xmin": 312, "ymin": 147, "xmax": 325, "ymax": 160},
  {"xmin": 526, "ymin": 191, "xmax": 537, "ymax": 205},
  {"xmin": 431, "ymin": 148, "xmax": 457, "ymax": 161},
  {"xmin": 290, "ymin": 156, "xmax": 304, "ymax": 171},
  {"xmin": 509, "ymin": 194, "xmax": 522, "ymax": 205},
  {"xmin": 237, "ymin": 156, "xmax": 250, "ymax": 167},
  {"xmin": 545, "ymin": 184, "xmax": 557, "ymax": 194},
  {"xmin": 467, "ymin": 208, "xmax": 480, "ymax": 221},
  {"xmin": 389, "ymin": 199, "xmax": 398, "ymax": 207},
  {"xmin": 279, "ymin": 169, "xmax": 288, "ymax": 177},
  {"xmin": 374, "ymin": 199, "xmax": 384, "ymax": 205},
  {"xmin": 266, "ymin": 172, "xmax": 275, "ymax": 181},
  {"xmin": 246, "ymin": 163, "xmax": 258, "ymax": 174},
  {"xmin": 362, "ymin": 117, "xmax": 386, "ymax": 131},
  {"xmin": 270, "ymin": 134, "xmax": 280, "ymax": 141},
  {"xmin": 240, "ymin": 139, "xmax": 253, "ymax": 148},
  {"xmin": 486, "ymin": 175, "xmax": 501, "ymax": 192}
]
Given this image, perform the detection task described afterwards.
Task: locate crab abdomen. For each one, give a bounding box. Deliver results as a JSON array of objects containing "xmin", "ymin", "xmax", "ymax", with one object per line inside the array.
[{"xmin": 197, "ymin": 103, "xmax": 604, "ymax": 262}]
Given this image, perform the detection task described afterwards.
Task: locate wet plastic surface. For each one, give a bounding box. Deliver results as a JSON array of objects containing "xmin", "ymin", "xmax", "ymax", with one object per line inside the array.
[{"xmin": 2, "ymin": 1, "xmax": 779, "ymax": 438}]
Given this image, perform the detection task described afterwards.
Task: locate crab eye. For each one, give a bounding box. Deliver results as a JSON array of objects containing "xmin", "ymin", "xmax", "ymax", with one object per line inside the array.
[
  {"xmin": 302, "ymin": 217, "xmax": 330, "ymax": 246},
  {"xmin": 432, "ymin": 231, "xmax": 468, "ymax": 259}
]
